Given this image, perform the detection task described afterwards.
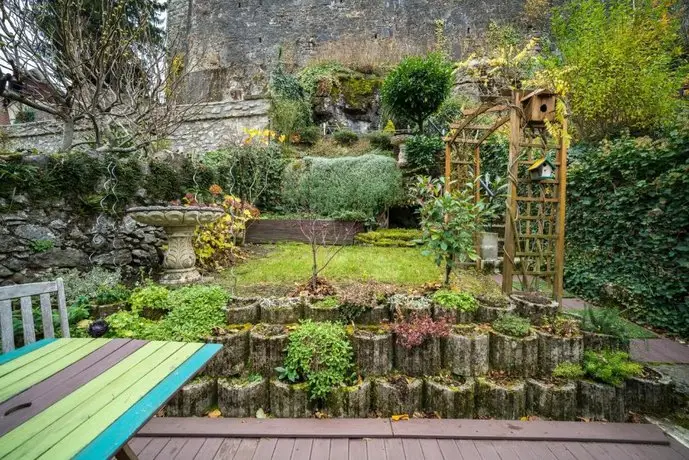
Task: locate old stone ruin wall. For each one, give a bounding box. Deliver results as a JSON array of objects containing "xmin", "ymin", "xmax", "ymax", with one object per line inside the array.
[
  {"xmin": 3, "ymin": 99, "xmax": 270, "ymax": 155},
  {"xmin": 169, "ymin": 0, "xmax": 527, "ymax": 101}
]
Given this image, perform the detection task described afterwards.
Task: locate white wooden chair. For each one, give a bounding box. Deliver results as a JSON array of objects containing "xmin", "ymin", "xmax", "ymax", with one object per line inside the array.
[{"xmin": 0, "ymin": 278, "xmax": 70, "ymax": 353}]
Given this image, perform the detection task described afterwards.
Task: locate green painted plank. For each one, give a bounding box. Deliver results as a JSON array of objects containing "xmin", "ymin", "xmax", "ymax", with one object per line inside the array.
[
  {"xmin": 0, "ymin": 339, "xmax": 109, "ymax": 403},
  {"xmin": 0, "ymin": 339, "xmax": 55, "ymax": 366},
  {"xmin": 0, "ymin": 340, "xmax": 73, "ymax": 378},
  {"xmin": 0, "ymin": 341, "xmax": 169, "ymax": 458},
  {"xmin": 37, "ymin": 343, "xmax": 204, "ymax": 460},
  {"xmin": 4, "ymin": 342, "xmax": 201, "ymax": 460}
]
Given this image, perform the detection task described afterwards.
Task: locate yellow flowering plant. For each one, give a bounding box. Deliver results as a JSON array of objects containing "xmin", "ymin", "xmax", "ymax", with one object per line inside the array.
[
  {"xmin": 194, "ymin": 185, "xmax": 260, "ymax": 271},
  {"xmin": 242, "ymin": 128, "xmax": 286, "ymax": 145}
]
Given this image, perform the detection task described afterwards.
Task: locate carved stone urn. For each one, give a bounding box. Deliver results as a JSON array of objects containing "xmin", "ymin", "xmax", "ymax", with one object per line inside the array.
[{"xmin": 127, "ymin": 206, "xmax": 224, "ymax": 285}]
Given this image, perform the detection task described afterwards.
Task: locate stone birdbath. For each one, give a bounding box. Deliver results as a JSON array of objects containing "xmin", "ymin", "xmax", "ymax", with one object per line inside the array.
[{"xmin": 127, "ymin": 205, "xmax": 224, "ymax": 285}]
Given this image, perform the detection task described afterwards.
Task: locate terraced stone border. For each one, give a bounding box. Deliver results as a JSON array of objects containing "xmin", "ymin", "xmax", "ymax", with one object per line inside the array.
[
  {"xmin": 260, "ymin": 298, "xmax": 304, "ymax": 323},
  {"xmin": 526, "ymin": 378, "xmax": 577, "ymax": 421},
  {"xmin": 324, "ymin": 380, "xmax": 372, "ymax": 417},
  {"xmin": 432, "ymin": 304, "xmax": 475, "ymax": 324},
  {"xmin": 249, "ymin": 324, "xmax": 289, "ymax": 376},
  {"xmin": 373, "ymin": 376, "xmax": 423, "ymax": 417},
  {"xmin": 625, "ymin": 367, "xmax": 675, "ymax": 415},
  {"xmin": 204, "ymin": 325, "xmax": 251, "ymax": 377},
  {"xmin": 443, "ymin": 325, "xmax": 490, "ymax": 377},
  {"xmin": 351, "ymin": 329, "xmax": 393, "ymax": 376},
  {"xmin": 217, "ymin": 376, "xmax": 268, "ymax": 417},
  {"xmin": 476, "ymin": 302, "xmax": 516, "ymax": 323},
  {"xmin": 489, "ymin": 330, "xmax": 538, "ymax": 377},
  {"xmin": 536, "ymin": 330, "xmax": 583, "ymax": 376},
  {"xmin": 394, "ymin": 337, "xmax": 442, "ymax": 377},
  {"xmin": 511, "ymin": 293, "xmax": 559, "ymax": 325},
  {"xmin": 578, "ymin": 379, "xmax": 626, "ymax": 422},
  {"xmin": 425, "ymin": 377, "xmax": 475, "ymax": 418},
  {"xmin": 226, "ymin": 297, "xmax": 261, "ymax": 324},
  {"xmin": 582, "ymin": 331, "xmax": 630, "ymax": 353},
  {"xmin": 475, "ymin": 378, "xmax": 526, "ymax": 420},
  {"xmin": 164, "ymin": 377, "xmax": 217, "ymax": 417},
  {"xmin": 270, "ymin": 380, "xmax": 313, "ymax": 418}
]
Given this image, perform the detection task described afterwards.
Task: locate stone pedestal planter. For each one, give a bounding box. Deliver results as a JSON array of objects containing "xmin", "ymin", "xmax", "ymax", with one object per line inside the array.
[
  {"xmin": 250, "ymin": 324, "xmax": 289, "ymax": 377},
  {"xmin": 478, "ymin": 231, "xmax": 499, "ymax": 262},
  {"xmin": 218, "ymin": 376, "xmax": 268, "ymax": 417},
  {"xmin": 127, "ymin": 206, "xmax": 224, "ymax": 285},
  {"xmin": 204, "ymin": 325, "xmax": 251, "ymax": 378},
  {"xmin": 582, "ymin": 331, "xmax": 630, "ymax": 353},
  {"xmin": 476, "ymin": 378, "xmax": 526, "ymax": 420},
  {"xmin": 164, "ymin": 377, "xmax": 217, "ymax": 417},
  {"xmin": 373, "ymin": 376, "xmax": 423, "ymax": 417},
  {"xmin": 270, "ymin": 380, "xmax": 313, "ymax": 418},
  {"xmin": 525, "ymin": 379, "xmax": 577, "ymax": 421},
  {"xmin": 489, "ymin": 330, "xmax": 538, "ymax": 377},
  {"xmin": 259, "ymin": 298, "xmax": 303, "ymax": 324},
  {"xmin": 356, "ymin": 304, "xmax": 390, "ymax": 324},
  {"xmin": 511, "ymin": 293, "xmax": 559, "ymax": 325},
  {"xmin": 476, "ymin": 297, "xmax": 515, "ymax": 323},
  {"xmin": 625, "ymin": 367, "xmax": 674, "ymax": 415},
  {"xmin": 425, "ymin": 377, "xmax": 475, "ymax": 418},
  {"xmin": 324, "ymin": 380, "xmax": 372, "ymax": 417},
  {"xmin": 226, "ymin": 297, "xmax": 260, "ymax": 324},
  {"xmin": 394, "ymin": 337, "xmax": 442, "ymax": 377},
  {"xmin": 388, "ymin": 294, "xmax": 431, "ymax": 320},
  {"xmin": 536, "ymin": 330, "xmax": 583, "ymax": 376},
  {"xmin": 443, "ymin": 325, "xmax": 490, "ymax": 377},
  {"xmin": 305, "ymin": 301, "xmax": 341, "ymax": 322},
  {"xmin": 578, "ymin": 380, "xmax": 626, "ymax": 422},
  {"xmin": 432, "ymin": 305, "xmax": 474, "ymax": 324},
  {"xmin": 351, "ymin": 329, "xmax": 393, "ymax": 376}
]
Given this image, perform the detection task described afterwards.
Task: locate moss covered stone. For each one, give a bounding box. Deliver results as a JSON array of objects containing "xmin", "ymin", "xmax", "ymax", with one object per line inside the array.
[
  {"xmin": 324, "ymin": 380, "xmax": 372, "ymax": 417},
  {"xmin": 164, "ymin": 377, "xmax": 217, "ymax": 417},
  {"xmin": 394, "ymin": 337, "xmax": 442, "ymax": 377},
  {"xmin": 373, "ymin": 376, "xmax": 423, "ymax": 417},
  {"xmin": 218, "ymin": 376, "xmax": 268, "ymax": 417},
  {"xmin": 525, "ymin": 379, "xmax": 577, "ymax": 421},
  {"xmin": 489, "ymin": 330, "xmax": 538, "ymax": 377},
  {"xmin": 475, "ymin": 378, "xmax": 526, "ymax": 420},
  {"xmin": 443, "ymin": 325, "xmax": 490, "ymax": 377},
  {"xmin": 205, "ymin": 325, "xmax": 251, "ymax": 378},
  {"xmin": 249, "ymin": 324, "xmax": 289, "ymax": 376},
  {"xmin": 536, "ymin": 330, "xmax": 584, "ymax": 376},
  {"xmin": 578, "ymin": 380, "xmax": 626, "ymax": 422},
  {"xmin": 351, "ymin": 329, "xmax": 393, "ymax": 376},
  {"xmin": 226, "ymin": 297, "xmax": 261, "ymax": 324},
  {"xmin": 425, "ymin": 377, "xmax": 475, "ymax": 418},
  {"xmin": 259, "ymin": 298, "xmax": 304, "ymax": 324},
  {"xmin": 270, "ymin": 379, "xmax": 313, "ymax": 418}
]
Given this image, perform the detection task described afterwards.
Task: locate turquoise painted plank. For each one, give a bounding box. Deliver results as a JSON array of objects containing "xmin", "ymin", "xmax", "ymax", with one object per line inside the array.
[
  {"xmin": 74, "ymin": 343, "xmax": 221, "ymax": 460},
  {"xmin": 0, "ymin": 339, "xmax": 55, "ymax": 366}
]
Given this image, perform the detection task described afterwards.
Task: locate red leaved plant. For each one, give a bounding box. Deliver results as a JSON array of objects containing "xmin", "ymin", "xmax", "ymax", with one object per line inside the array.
[{"xmin": 392, "ymin": 313, "xmax": 450, "ymax": 349}]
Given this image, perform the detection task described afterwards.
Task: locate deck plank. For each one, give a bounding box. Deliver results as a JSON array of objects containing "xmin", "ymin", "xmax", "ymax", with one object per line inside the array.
[
  {"xmin": 233, "ymin": 438, "xmax": 259, "ymax": 460},
  {"xmin": 348, "ymin": 439, "xmax": 367, "ymax": 460},
  {"xmin": 154, "ymin": 437, "xmax": 188, "ymax": 459},
  {"xmin": 401, "ymin": 439, "xmax": 423, "ymax": 460},
  {"xmin": 437, "ymin": 439, "xmax": 464, "ymax": 460},
  {"xmin": 520, "ymin": 441, "xmax": 557, "ymax": 460},
  {"xmin": 194, "ymin": 438, "xmax": 223, "ymax": 459},
  {"xmin": 557, "ymin": 442, "xmax": 596, "ymax": 460},
  {"xmin": 330, "ymin": 438, "xmax": 348, "ymax": 460},
  {"xmin": 213, "ymin": 438, "xmax": 241, "ymax": 459},
  {"xmin": 290, "ymin": 438, "xmax": 312, "ymax": 460},
  {"xmin": 130, "ymin": 437, "xmax": 152, "ymax": 455},
  {"xmin": 139, "ymin": 438, "xmax": 170, "ymax": 459},
  {"xmin": 472, "ymin": 440, "xmax": 500, "ymax": 460},
  {"xmin": 253, "ymin": 438, "xmax": 278, "ymax": 459},
  {"xmin": 175, "ymin": 437, "xmax": 205, "ymax": 460},
  {"xmin": 311, "ymin": 439, "xmax": 330, "ymax": 460},
  {"xmin": 366, "ymin": 439, "xmax": 386, "ymax": 460},
  {"xmin": 383, "ymin": 438, "xmax": 404, "ymax": 460},
  {"xmin": 419, "ymin": 439, "xmax": 444, "ymax": 460},
  {"xmin": 545, "ymin": 442, "xmax": 577, "ymax": 460},
  {"xmin": 272, "ymin": 438, "xmax": 296, "ymax": 460}
]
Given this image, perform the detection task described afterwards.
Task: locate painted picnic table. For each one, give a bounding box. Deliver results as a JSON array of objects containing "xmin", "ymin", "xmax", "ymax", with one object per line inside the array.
[{"xmin": 0, "ymin": 338, "xmax": 221, "ymax": 460}]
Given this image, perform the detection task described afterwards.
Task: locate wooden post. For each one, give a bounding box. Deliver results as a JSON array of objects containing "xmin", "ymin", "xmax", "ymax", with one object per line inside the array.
[
  {"xmin": 475, "ymin": 146, "xmax": 481, "ymax": 270},
  {"xmin": 502, "ymin": 91, "xmax": 521, "ymax": 295},
  {"xmin": 553, "ymin": 117, "xmax": 568, "ymax": 305},
  {"xmin": 444, "ymin": 142, "xmax": 452, "ymax": 192}
]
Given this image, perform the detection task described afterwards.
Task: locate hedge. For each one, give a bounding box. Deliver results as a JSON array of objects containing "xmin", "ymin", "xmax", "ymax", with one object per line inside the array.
[{"xmin": 565, "ymin": 131, "xmax": 689, "ymax": 336}]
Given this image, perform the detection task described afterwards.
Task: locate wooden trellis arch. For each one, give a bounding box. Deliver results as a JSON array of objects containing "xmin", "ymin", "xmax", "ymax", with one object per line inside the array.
[{"xmin": 444, "ymin": 90, "xmax": 569, "ymax": 304}]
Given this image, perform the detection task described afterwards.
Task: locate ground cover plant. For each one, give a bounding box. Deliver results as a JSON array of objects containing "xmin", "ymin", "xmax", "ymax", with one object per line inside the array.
[
  {"xmin": 391, "ymin": 314, "xmax": 450, "ymax": 349},
  {"xmin": 431, "ymin": 290, "xmax": 479, "ymax": 312},
  {"xmin": 277, "ymin": 320, "xmax": 353, "ymax": 400},
  {"xmin": 582, "ymin": 350, "xmax": 643, "ymax": 386},
  {"xmin": 492, "ymin": 314, "xmax": 532, "ymax": 338}
]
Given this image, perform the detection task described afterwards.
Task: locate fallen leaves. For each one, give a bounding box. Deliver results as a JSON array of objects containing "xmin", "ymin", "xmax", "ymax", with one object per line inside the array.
[
  {"xmin": 207, "ymin": 409, "xmax": 222, "ymax": 418},
  {"xmin": 391, "ymin": 414, "xmax": 409, "ymax": 421}
]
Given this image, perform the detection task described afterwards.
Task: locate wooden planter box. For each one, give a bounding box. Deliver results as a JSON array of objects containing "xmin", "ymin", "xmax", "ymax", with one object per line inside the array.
[{"xmin": 246, "ymin": 219, "xmax": 363, "ymax": 244}]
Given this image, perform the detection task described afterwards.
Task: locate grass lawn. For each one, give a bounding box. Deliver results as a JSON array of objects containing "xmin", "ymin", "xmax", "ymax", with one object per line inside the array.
[{"xmin": 219, "ymin": 243, "xmax": 444, "ymax": 295}]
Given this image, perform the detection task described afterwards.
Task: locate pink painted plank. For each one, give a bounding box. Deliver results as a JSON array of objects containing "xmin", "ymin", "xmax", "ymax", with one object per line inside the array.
[
  {"xmin": 272, "ymin": 438, "xmax": 296, "ymax": 460},
  {"xmin": 290, "ymin": 438, "xmax": 312, "ymax": 460},
  {"xmin": 329, "ymin": 438, "xmax": 349, "ymax": 460}
]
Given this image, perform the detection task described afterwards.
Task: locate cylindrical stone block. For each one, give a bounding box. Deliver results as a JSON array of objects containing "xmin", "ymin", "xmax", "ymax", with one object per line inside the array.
[
  {"xmin": 324, "ymin": 380, "xmax": 372, "ymax": 417},
  {"xmin": 476, "ymin": 296, "xmax": 516, "ymax": 323},
  {"xmin": 226, "ymin": 297, "xmax": 260, "ymax": 324},
  {"xmin": 269, "ymin": 380, "xmax": 313, "ymax": 418},
  {"xmin": 526, "ymin": 378, "xmax": 577, "ymax": 421},
  {"xmin": 511, "ymin": 293, "xmax": 559, "ymax": 325},
  {"xmin": 164, "ymin": 377, "xmax": 217, "ymax": 417},
  {"xmin": 475, "ymin": 378, "xmax": 526, "ymax": 420},
  {"xmin": 578, "ymin": 380, "xmax": 626, "ymax": 422},
  {"xmin": 388, "ymin": 294, "xmax": 431, "ymax": 320},
  {"xmin": 352, "ymin": 330, "xmax": 393, "ymax": 376},
  {"xmin": 582, "ymin": 331, "xmax": 630, "ymax": 353},
  {"xmin": 205, "ymin": 325, "xmax": 251, "ymax": 377},
  {"xmin": 625, "ymin": 368, "xmax": 675, "ymax": 415},
  {"xmin": 373, "ymin": 376, "xmax": 423, "ymax": 417},
  {"xmin": 425, "ymin": 377, "xmax": 475, "ymax": 418},
  {"xmin": 536, "ymin": 330, "xmax": 584, "ymax": 376},
  {"xmin": 218, "ymin": 376, "xmax": 268, "ymax": 417},
  {"xmin": 259, "ymin": 297, "xmax": 303, "ymax": 324},
  {"xmin": 489, "ymin": 330, "xmax": 538, "ymax": 377},
  {"xmin": 250, "ymin": 324, "xmax": 289, "ymax": 377},
  {"xmin": 443, "ymin": 325, "xmax": 490, "ymax": 377},
  {"xmin": 394, "ymin": 337, "xmax": 442, "ymax": 377}
]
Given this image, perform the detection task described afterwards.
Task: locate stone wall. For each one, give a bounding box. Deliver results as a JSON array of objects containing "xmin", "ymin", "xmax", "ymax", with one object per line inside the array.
[
  {"xmin": 3, "ymin": 99, "xmax": 270, "ymax": 155},
  {"xmin": 171, "ymin": 0, "xmax": 527, "ymax": 100},
  {"xmin": 0, "ymin": 197, "xmax": 165, "ymax": 286}
]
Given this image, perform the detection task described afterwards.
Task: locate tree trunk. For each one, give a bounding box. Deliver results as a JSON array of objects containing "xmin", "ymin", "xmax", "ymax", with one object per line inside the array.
[{"xmin": 61, "ymin": 118, "xmax": 75, "ymax": 152}]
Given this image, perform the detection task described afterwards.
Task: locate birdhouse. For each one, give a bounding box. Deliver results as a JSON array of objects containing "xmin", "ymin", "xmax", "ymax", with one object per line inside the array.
[
  {"xmin": 521, "ymin": 89, "xmax": 556, "ymax": 125},
  {"xmin": 528, "ymin": 156, "xmax": 556, "ymax": 181}
]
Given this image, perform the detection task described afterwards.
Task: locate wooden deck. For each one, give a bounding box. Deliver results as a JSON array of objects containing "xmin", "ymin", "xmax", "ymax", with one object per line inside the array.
[{"xmin": 132, "ymin": 418, "xmax": 689, "ymax": 460}]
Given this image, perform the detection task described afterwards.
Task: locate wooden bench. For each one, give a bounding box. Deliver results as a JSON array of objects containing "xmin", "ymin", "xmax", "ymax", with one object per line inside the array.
[{"xmin": 0, "ymin": 278, "xmax": 70, "ymax": 353}]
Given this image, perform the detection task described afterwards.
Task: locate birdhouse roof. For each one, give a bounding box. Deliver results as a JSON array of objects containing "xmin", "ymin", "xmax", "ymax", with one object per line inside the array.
[
  {"xmin": 520, "ymin": 88, "xmax": 556, "ymax": 103},
  {"xmin": 528, "ymin": 157, "xmax": 555, "ymax": 171}
]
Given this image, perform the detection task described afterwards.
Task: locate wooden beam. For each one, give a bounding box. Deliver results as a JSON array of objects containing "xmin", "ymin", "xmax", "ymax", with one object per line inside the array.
[
  {"xmin": 463, "ymin": 105, "xmax": 508, "ymax": 115},
  {"xmin": 553, "ymin": 117, "xmax": 569, "ymax": 306},
  {"xmin": 444, "ymin": 142, "xmax": 452, "ymax": 192},
  {"xmin": 502, "ymin": 92, "xmax": 521, "ymax": 296}
]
